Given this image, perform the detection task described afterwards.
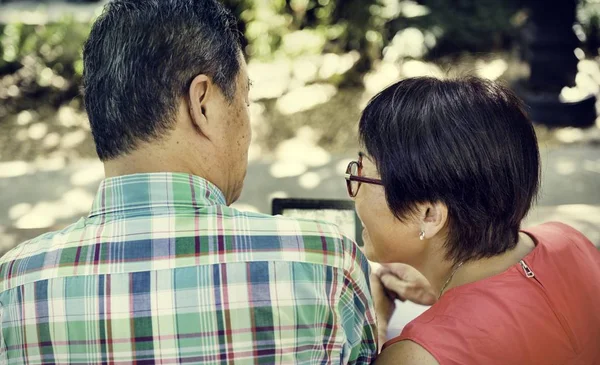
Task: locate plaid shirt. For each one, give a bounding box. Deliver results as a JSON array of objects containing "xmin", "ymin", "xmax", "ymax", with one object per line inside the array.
[{"xmin": 0, "ymin": 173, "xmax": 377, "ymax": 364}]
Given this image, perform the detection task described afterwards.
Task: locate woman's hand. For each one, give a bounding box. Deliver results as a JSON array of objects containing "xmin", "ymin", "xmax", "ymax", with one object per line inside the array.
[
  {"xmin": 369, "ymin": 268, "xmax": 396, "ymax": 350},
  {"xmin": 377, "ymin": 263, "xmax": 437, "ymax": 306},
  {"xmin": 370, "ymin": 263, "xmax": 436, "ymax": 349}
]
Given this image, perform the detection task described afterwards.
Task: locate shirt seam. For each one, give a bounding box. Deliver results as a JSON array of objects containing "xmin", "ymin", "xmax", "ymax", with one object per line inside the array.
[{"xmin": 0, "ymin": 258, "xmax": 353, "ymax": 293}]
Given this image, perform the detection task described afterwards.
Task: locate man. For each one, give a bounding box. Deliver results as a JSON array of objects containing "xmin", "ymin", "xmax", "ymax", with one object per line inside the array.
[{"xmin": 0, "ymin": 0, "xmax": 377, "ymax": 363}]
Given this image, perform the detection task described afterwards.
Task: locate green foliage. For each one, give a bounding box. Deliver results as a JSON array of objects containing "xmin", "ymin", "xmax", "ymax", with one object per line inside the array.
[
  {"xmin": 408, "ymin": 0, "xmax": 524, "ymax": 57},
  {"xmin": 227, "ymin": 0, "xmax": 384, "ymax": 63},
  {"xmin": 1, "ymin": 17, "xmax": 91, "ymax": 76},
  {"xmin": 0, "ymin": 17, "xmax": 91, "ymax": 117},
  {"xmin": 578, "ymin": 0, "xmax": 600, "ymax": 54},
  {"xmin": 0, "ymin": 0, "xmax": 534, "ymax": 79},
  {"xmin": 0, "ymin": 0, "xmax": 538, "ymax": 105}
]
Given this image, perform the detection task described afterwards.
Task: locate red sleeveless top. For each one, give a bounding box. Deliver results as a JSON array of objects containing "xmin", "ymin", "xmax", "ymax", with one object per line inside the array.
[{"xmin": 383, "ymin": 222, "xmax": 600, "ymax": 364}]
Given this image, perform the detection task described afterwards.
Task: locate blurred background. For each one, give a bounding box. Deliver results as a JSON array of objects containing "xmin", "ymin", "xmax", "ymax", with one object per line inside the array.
[{"xmin": 0, "ymin": 0, "xmax": 599, "ymax": 257}]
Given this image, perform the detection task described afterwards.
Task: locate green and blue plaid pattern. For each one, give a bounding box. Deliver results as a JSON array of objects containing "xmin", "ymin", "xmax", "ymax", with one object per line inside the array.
[{"xmin": 0, "ymin": 173, "xmax": 377, "ymax": 364}]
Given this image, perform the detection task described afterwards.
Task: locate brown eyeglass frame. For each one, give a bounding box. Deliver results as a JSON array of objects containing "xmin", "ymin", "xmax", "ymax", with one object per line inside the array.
[{"xmin": 344, "ymin": 153, "xmax": 383, "ymax": 197}]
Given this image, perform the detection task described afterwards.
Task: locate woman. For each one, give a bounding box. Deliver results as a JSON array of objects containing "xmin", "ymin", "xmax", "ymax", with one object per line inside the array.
[{"xmin": 345, "ymin": 76, "xmax": 600, "ymax": 364}]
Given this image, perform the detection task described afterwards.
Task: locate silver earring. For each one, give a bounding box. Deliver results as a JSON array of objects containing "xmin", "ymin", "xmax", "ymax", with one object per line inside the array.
[{"xmin": 419, "ymin": 230, "xmax": 425, "ymax": 240}]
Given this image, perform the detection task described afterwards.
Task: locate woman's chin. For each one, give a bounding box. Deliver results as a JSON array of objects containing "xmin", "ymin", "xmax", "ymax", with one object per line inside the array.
[
  {"xmin": 361, "ymin": 231, "xmax": 379, "ymax": 262},
  {"xmin": 363, "ymin": 246, "xmax": 378, "ymax": 262},
  {"xmin": 361, "ymin": 235, "xmax": 396, "ymax": 264}
]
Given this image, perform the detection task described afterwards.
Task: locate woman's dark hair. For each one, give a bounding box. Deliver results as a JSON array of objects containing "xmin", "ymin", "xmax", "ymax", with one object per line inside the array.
[
  {"xmin": 359, "ymin": 76, "xmax": 540, "ymax": 263},
  {"xmin": 83, "ymin": 0, "xmax": 241, "ymax": 161}
]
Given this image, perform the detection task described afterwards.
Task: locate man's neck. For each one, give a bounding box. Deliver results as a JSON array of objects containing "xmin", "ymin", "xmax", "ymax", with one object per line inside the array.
[
  {"xmin": 103, "ymin": 158, "xmax": 195, "ymax": 178},
  {"xmin": 102, "ymin": 147, "xmax": 225, "ymax": 198},
  {"xmin": 103, "ymin": 140, "xmax": 201, "ymax": 175}
]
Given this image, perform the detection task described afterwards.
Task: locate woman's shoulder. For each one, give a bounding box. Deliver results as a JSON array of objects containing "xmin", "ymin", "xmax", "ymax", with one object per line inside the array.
[
  {"xmin": 524, "ymin": 221, "xmax": 600, "ymax": 276},
  {"xmin": 523, "ymin": 221, "xmax": 596, "ymax": 252}
]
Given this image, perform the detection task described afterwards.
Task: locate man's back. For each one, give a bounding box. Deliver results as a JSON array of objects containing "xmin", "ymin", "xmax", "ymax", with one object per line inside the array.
[{"xmin": 0, "ymin": 173, "xmax": 377, "ymax": 364}]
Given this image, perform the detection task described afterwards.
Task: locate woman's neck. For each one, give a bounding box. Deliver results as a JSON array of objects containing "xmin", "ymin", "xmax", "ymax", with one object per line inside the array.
[{"xmin": 442, "ymin": 232, "xmax": 537, "ymax": 294}]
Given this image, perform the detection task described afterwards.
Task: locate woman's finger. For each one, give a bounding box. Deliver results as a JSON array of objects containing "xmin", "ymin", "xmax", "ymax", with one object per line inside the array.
[
  {"xmin": 380, "ymin": 273, "xmax": 436, "ymax": 305},
  {"xmin": 380, "ymin": 273, "xmax": 410, "ymax": 297}
]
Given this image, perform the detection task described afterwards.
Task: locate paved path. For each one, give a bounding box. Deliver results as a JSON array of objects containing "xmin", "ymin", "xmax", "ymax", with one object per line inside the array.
[
  {"xmin": 1, "ymin": 143, "xmax": 599, "ymax": 246},
  {"xmin": 0, "ymin": 144, "xmax": 598, "ymax": 219}
]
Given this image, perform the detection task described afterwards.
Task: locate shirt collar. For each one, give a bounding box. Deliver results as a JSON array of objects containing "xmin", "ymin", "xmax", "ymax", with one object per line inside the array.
[{"xmin": 89, "ymin": 172, "xmax": 226, "ymax": 217}]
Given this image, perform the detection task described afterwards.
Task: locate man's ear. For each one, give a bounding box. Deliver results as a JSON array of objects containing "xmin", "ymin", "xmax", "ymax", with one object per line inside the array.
[
  {"xmin": 188, "ymin": 74, "xmax": 213, "ymax": 139},
  {"xmin": 420, "ymin": 201, "xmax": 448, "ymax": 240}
]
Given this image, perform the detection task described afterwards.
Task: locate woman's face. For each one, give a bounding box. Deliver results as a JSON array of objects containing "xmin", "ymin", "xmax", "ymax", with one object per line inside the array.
[{"xmin": 353, "ymin": 154, "xmax": 424, "ymax": 264}]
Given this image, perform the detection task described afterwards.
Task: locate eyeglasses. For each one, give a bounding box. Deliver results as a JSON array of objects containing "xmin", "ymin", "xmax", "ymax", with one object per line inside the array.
[{"xmin": 344, "ymin": 153, "xmax": 383, "ymax": 197}]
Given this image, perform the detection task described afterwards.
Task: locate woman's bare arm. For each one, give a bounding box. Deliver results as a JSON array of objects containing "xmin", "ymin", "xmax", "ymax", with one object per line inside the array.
[{"xmin": 374, "ymin": 340, "xmax": 439, "ymax": 365}]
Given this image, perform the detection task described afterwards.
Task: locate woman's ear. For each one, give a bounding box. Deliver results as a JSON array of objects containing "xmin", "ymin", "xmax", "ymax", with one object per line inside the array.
[
  {"xmin": 188, "ymin": 74, "xmax": 212, "ymax": 139},
  {"xmin": 420, "ymin": 201, "xmax": 448, "ymax": 240}
]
